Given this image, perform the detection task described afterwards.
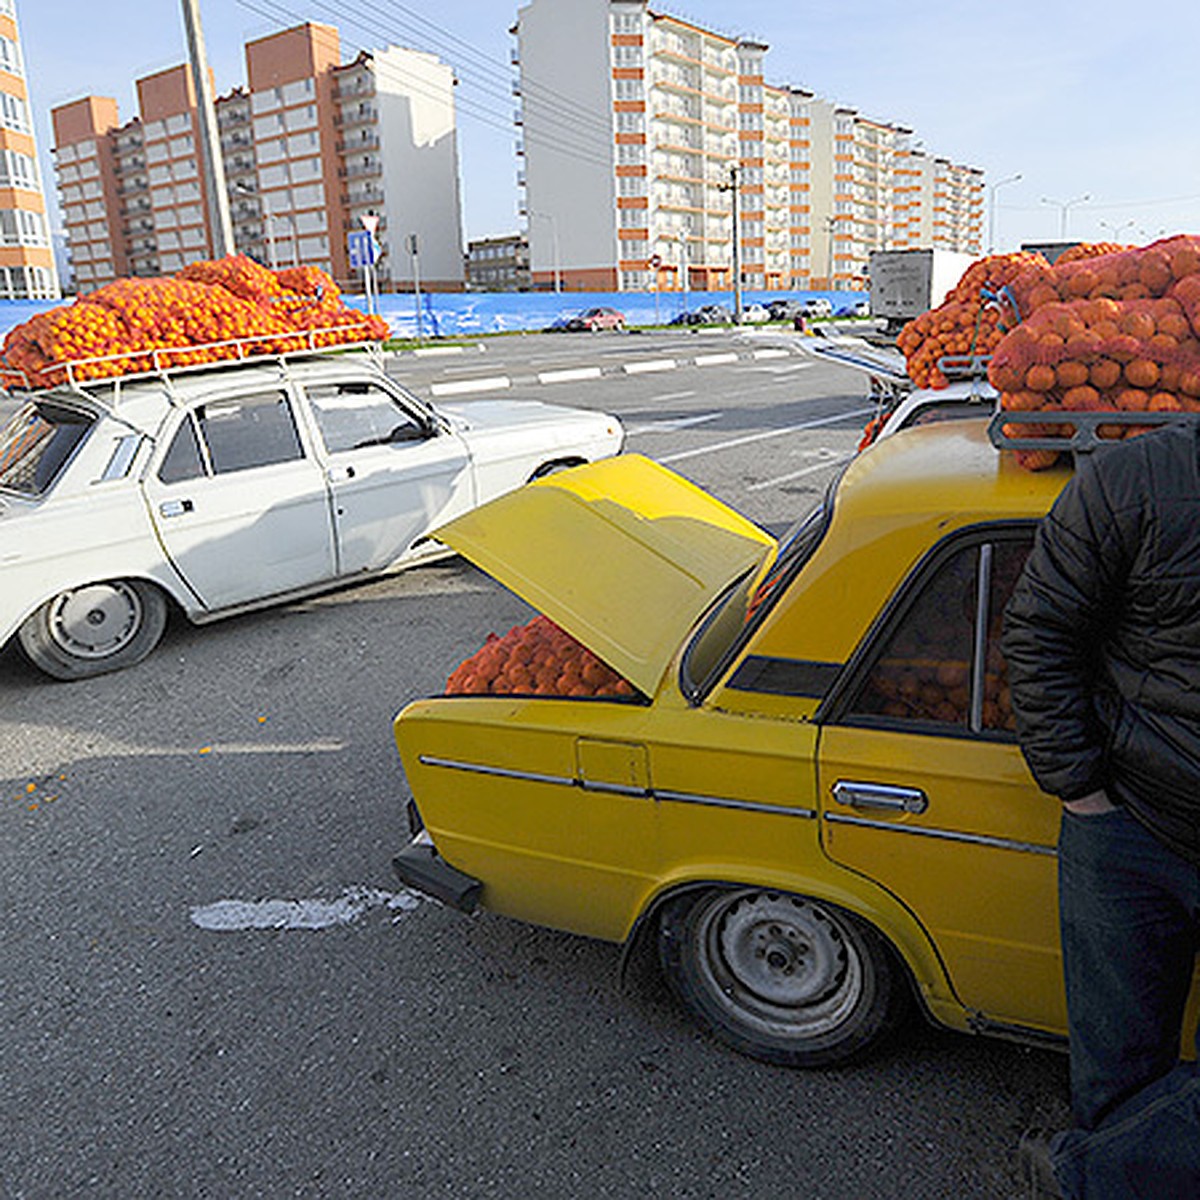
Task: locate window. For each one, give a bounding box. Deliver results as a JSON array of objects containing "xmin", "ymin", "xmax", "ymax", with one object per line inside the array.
[
  {"xmin": 0, "ymin": 402, "xmax": 93, "ymax": 496},
  {"xmin": 196, "ymin": 392, "xmax": 303, "ymax": 474},
  {"xmin": 304, "ymin": 382, "xmax": 425, "ymax": 454},
  {"xmin": 841, "ymin": 531, "xmax": 1034, "ymax": 736}
]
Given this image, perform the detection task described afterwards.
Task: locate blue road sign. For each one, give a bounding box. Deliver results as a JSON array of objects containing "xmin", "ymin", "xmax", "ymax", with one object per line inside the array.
[{"xmin": 348, "ymin": 230, "xmax": 378, "ymax": 268}]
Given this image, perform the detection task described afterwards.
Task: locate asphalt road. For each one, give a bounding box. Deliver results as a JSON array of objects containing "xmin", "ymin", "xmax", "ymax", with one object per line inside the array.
[{"xmin": 0, "ymin": 329, "xmax": 1069, "ymax": 1199}]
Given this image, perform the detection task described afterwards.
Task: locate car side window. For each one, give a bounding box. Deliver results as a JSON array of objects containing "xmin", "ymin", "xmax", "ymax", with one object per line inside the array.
[
  {"xmin": 840, "ymin": 529, "xmax": 1033, "ymax": 737},
  {"xmin": 304, "ymin": 381, "xmax": 425, "ymax": 454},
  {"xmin": 158, "ymin": 415, "xmax": 205, "ymax": 483},
  {"xmin": 196, "ymin": 391, "xmax": 303, "ymax": 474}
]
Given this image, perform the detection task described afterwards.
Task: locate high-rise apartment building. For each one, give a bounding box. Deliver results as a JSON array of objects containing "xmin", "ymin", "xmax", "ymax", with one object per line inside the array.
[
  {"xmin": 514, "ymin": 0, "xmax": 983, "ymax": 293},
  {"xmin": 0, "ymin": 0, "xmax": 59, "ymax": 298},
  {"xmin": 51, "ymin": 22, "xmax": 463, "ymax": 293}
]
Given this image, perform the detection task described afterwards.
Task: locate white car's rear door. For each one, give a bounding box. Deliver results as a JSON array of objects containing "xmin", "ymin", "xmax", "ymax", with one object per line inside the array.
[
  {"xmin": 301, "ymin": 379, "xmax": 472, "ymax": 574},
  {"xmin": 143, "ymin": 388, "xmax": 337, "ymax": 610}
]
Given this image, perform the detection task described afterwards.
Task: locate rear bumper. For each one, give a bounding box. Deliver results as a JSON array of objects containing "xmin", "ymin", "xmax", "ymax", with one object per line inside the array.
[{"xmin": 392, "ymin": 831, "xmax": 481, "ymax": 913}]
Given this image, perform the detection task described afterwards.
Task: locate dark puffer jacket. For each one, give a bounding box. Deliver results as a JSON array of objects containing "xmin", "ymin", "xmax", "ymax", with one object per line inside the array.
[{"xmin": 1002, "ymin": 422, "xmax": 1200, "ymax": 867}]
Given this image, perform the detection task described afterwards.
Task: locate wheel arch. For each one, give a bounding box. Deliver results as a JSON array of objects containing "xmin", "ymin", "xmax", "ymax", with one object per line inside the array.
[
  {"xmin": 618, "ymin": 867, "xmax": 964, "ymax": 1032},
  {"xmin": 528, "ymin": 455, "xmax": 588, "ymax": 482}
]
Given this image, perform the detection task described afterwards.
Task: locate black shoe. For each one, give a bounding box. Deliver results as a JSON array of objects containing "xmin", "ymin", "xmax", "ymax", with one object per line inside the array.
[{"xmin": 1017, "ymin": 1128, "xmax": 1064, "ymax": 1198}]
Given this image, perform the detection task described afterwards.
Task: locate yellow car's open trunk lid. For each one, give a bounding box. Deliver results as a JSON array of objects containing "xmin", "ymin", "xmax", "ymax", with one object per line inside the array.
[{"xmin": 434, "ymin": 454, "xmax": 775, "ymax": 697}]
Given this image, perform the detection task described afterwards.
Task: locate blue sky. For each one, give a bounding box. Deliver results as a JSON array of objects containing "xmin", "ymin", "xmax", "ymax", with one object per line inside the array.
[{"xmin": 17, "ymin": 0, "xmax": 1200, "ymax": 251}]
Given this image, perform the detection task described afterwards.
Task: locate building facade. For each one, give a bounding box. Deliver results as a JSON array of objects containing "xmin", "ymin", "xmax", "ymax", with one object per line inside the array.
[
  {"xmin": 467, "ymin": 233, "xmax": 530, "ymax": 291},
  {"xmin": 514, "ymin": 0, "xmax": 983, "ymax": 293},
  {"xmin": 0, "ymin": 0, "xmax": 58, "ymax": 298},
  {"xmin": 50, "ymin": 22, "xmax": 463, "ymax": 293}
]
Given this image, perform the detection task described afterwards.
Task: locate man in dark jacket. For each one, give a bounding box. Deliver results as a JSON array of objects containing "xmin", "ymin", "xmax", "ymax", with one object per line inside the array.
[{"xmin": 1002, "ymin": 424, "xmax": 1200, "ymax": 1198}]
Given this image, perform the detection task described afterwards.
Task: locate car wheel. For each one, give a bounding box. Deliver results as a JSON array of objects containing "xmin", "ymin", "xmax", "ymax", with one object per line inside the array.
[
  {"xmin": 657, "ymin": 887, "xmax": 907, "ymax": 1067},
  {"xmin": 17, "ymin": 580, "xmax": 169, "ymax": 681}
]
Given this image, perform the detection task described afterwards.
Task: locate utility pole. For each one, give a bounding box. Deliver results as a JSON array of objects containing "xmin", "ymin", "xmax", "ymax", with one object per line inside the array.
[
  {"xmin": 180, "ymin": 0, "xmax": 234, "ymax": 258},
  {"xmin": 409, "ymin": 233, "xmax": 423, "ymax": 342},
  {"xmin": 718, "ymin": 166, "xmax": 742, "ymax": 323}
]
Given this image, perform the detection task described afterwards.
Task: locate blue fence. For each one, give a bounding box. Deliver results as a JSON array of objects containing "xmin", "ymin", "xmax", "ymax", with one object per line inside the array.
[{"xmin": 0, "ymin": 288, "xmax": 864, "ymax": 341}]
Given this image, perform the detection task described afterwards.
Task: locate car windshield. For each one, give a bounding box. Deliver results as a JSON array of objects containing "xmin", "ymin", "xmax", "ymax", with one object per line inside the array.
[
  {"xmin": 0, "ymin": 400, "xmax": 94, "ymax": 497},
  {"xmin": 679, "ymin": 471, "xmax": 843, "ymax": 702}
]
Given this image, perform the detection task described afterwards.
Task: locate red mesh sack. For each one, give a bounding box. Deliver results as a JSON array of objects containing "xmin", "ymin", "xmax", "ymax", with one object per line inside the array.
[{"xmin": 445, "ymin": 615, "xmax": 636, "ymax": 699}]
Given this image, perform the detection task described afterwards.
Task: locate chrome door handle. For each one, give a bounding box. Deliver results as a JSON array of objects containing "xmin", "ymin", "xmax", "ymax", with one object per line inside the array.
[
  {"xmin": 832, "ymin": 780, "xmax": 929, "ymax": 815},
  {"xmin": 159, "ymin": 498, "xmax": 194, "ymax": 517}
]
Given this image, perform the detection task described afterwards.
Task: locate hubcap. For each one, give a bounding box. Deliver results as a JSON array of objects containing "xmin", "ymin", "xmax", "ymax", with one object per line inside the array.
[{"xmin": 48, "ymin": 584, "xmax": 143, "ymax": 659}]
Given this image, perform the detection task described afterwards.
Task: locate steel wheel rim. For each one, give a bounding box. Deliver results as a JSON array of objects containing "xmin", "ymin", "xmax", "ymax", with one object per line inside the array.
[
  {"xmin": 694, "ymin": 891, "xmax": 864, "ymax": 1039},
  {"xmin": 48, "ymin": 583, "xmax": 143, "ymax": 659}
]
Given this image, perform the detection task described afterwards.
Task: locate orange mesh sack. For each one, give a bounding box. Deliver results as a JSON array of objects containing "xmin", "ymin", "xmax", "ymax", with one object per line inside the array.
[
  {"xmin": 895, "ymin": 251, "xmax": 1050, "ymax": 389},
  {"xmin": 1, "ymin": 255, "xmax": 390, "ymax": 390},
  {"xmin": 1053, "ymin": 241, "xmax": 1132, "ymax": 266},
  {"xmin": 445, "ymin": 615, "xmax": 636, "ymax": 699},
  {"xmin": 989, "ymin": 295, "xmax": 1200, "ymax": 470}
]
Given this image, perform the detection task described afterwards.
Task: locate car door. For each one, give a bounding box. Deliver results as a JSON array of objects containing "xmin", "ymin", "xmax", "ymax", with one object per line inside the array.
[
  {"xmin": 143, "ymin": 387, "xmax": 337, "ymax": 611},
  {"xmin": 815, "ymin": 525, "xmax": 1068, "ymax": 1037},
  {"xmin": 300, "ymin": 377, "xmax": 472, "ymax": 576}
]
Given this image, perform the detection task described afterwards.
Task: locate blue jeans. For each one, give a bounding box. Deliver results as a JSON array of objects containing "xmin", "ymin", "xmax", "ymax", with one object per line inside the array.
[{"xmin": 1050, "ymin": 806, "xmax": 1200, "ymax": 1198}]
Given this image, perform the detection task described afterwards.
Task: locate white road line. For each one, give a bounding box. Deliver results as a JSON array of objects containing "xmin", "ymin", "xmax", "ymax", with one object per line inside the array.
[
  {"xmin": 623, "ymin": 358, "xmax": 677, "ymax": 375},
  {"xmin": 660, "ymin": 407, "xmax": 874, "ymax": 465},
  {"xmin": 412, "ymin": 345, "xmax": 467, "ymax": 357},
  {"xmin": 746, "ymin": 451, "xmax": 856, "ymax": 492},
  {"xmin": 649, "ymin": 389, "xmax": 697, "ymax": 402},
  {"xmin": 430, "ymin": 375, "xmax": 512, "ymax": 397},
  {"xmin": 626, "ymin": 412, "xmax": 723, "ymax": 435},
  {"xmin": 752, "ymin": 348, "xmax": 792, "ymax": 360},
  {"xmin": 190, "ymin": 887, "xmax": 424, "ymax": 932},
  {"xmin": 694, "ymin": 352, "xmax": 739, "ymax": 367},
  {"xmin": 537, "ymin": 366, "xmax": 604, "ymax": 384}
]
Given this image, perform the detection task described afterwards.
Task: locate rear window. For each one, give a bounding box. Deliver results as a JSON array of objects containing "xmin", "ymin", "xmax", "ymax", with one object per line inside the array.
[{"xmin": 0, "ymin": 401, "xmax": 94, "ymax": 496}]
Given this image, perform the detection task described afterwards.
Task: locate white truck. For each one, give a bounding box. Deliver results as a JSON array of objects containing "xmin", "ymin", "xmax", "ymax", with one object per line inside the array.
[{"xmin": 869, "ymin": 248, "xmax": 977, "ymax": 333}]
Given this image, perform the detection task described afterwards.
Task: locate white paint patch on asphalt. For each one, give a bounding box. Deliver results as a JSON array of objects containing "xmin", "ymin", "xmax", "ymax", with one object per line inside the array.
[
  {"xmin": 623, "ymin": 358, "xmax": 677, "ymax": 375},
  {"xmin": 625, "ymin": 411, "xmax": 722, "ymax": 435},
  {"xmin": 747, "ymin": 449, "xmax": 856, "ymax": 491},
  {"xmin": 694, "ymin": 352, "xmax": 739, "ymax": 367},
  {"xmin": 430, "ymin": 376, "xmax": 512, "ymax": 397},
  {"xmin": 190, "ymin": 886, "xmax": 424, "ymax": 932},
  {"xmin": 648, "ymin": 389, "xmax": 697, "ymax": 402},
  {"xmin": 660, "ymin": 407, "xmax": 874, "ymax": 465},
  {"xmin": 412, "ymin": 345, "xmax": 468, "ymax": 357},
  {"xmin": 752, "ymin": 348, "xmax": 791, "ymax": 360},
  {"xmin": 537, "ymin": 366, "xmax": 603, "ymax": 384}
]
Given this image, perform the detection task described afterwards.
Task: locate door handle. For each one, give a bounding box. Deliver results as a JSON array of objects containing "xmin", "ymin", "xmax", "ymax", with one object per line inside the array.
[
  {"xmin": 831, "ymin": 780, "xmax": 929, "ymax": 815},
  {"xmin": 159, "ymin": 498, "xmax": 194, "ymax": 518},
  {"xmin": 328, "ymin": 465, "xmax": 356, "ymax": 482}
]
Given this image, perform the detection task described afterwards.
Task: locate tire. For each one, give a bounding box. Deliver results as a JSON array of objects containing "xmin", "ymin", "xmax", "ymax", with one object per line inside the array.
[
  {"xmin": 17, "ymin": 580, "xmax": 169, "ymax": 681},
  {"xmin": 657, "ymin": 887, "xmax": 907, "ymax": 1067}
]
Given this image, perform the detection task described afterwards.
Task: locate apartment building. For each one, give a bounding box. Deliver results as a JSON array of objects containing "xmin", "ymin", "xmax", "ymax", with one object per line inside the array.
[
  {"xmin": 467, "ymin": 233, "xmax": 530, "ymax": 291},
  {"xmin": 51, "ymin": 21, "xmax": 463, "ymax": 293},
  {"xmin": 891, "ymin": 153, "xmax": 984, "ymax": 252},
  {"xmin": 0, "ymin": 0, "xmax": 58, "ymax": 298},
  {"xmin": 514, "ymin": 0, "xmax": 984, "ymax": 293}
]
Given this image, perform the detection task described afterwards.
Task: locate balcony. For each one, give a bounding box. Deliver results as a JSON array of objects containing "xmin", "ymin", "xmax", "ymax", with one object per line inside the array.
[
  {"xmin": 344, "ymin": 184, "xmax": 385, "ymax": 206},
  {"xmin": 337, "ymin": 130, "xmax": 380, "ymax": 154},
  {"xmin": 334, "ymin": 76, "xmax": 375, "ymax": 101},
  {"xmin": 339, "ymin": 160, "xmax": 382, "ymax": 180}
]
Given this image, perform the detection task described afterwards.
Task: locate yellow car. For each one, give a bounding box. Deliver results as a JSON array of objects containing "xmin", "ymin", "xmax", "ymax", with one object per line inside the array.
[{"xmin": 392, "ymin": 418, "xmax": 1198, "ymax": 1067}]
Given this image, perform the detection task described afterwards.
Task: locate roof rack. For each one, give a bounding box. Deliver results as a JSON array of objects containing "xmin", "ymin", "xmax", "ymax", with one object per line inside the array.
[
  {"xmin": 936, "ymin": 353, "xmax": 992, "ymax": 381},
  {"xmin": 987, "ymin": 408, "xmax": 1200, "ymax": 455},
  {"xmin": 0, "ymin": 324, "xmax": 386, "ymax": 400}
]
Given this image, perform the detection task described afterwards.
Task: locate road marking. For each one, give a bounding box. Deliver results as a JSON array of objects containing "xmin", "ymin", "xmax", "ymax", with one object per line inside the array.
[
  {"xmin": 537, "ymin": 366, "xmax": 604, "ymax": 384},
  {"xmin": 430, "ymin": 375, "xmax": 512, "ymax": 397},
  {"xmin": 190, "ymin": 886, "xmax": 424, "ymax": 932},
  {"xmin": 752, "ymin": 348, "xmax": 792, "ymax": 360},
  {"xmin": 623, "ymin": 358, "xmax": 677, "ymax": 375},
  {"xmin": 747, "ymin": 449, "xmax": 856, "ymax": 491},
  {"xmin": 411, "ymin": 345, "xmax": 466, "ymax": 357},
  {"xmin": 626, "ymin": 411, "xmax": 723, "ymax": 435},
  {"xmin": 660, "ymin": 406, "xmax": 874, "ymax": 465},
  {"xmin": 694, "ymin": 352, "xmax": 739, "ymax": 367},
  {"xmin": 649, "ymin": 389, "xmax": 697, "ymax": 402}
]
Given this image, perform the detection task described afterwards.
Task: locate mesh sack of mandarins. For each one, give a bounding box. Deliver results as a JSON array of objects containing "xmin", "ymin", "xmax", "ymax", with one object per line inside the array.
[
  {"xmin": 894, "ymin": 251, "xmax": 1051, "ymax": 389},
  {"xmin": 988, "ymin": 293, "xmax": 1200, "ymax": 470},
  {"xmin": 445, "ymin": 615, "xmax": 637, "ymax": 699},
  {"xmin": 0, "ymin": 255, "xmax": 391, "ymax": 390},
  {"xmin": 1052, "ymin": 240, "xmax": 1132, "ymax": 267}
]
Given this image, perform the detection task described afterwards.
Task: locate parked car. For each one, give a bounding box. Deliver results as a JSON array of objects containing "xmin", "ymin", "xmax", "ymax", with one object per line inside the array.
[
  {"xmin": 851, "ymin": 299, "xmax": 871, "ymax": 318},
  {"xmin": 570, "ymin": 306, "xmax": 626, "ymax": 332},
  {"xmin": 741, "ymin": 303, "xmax": 771, "ymax": 324},
  {"xmin": 0, "ymin": 347, "xmax": 624, "ymax": 680},
  {"xmin": 692, "ymin": 304, "xmax": 734, "ymax": 325},
  {"xmin": 765, "ymin": 299, "xmax": 806, "ymax": 322},
  {"xmin": 391, "ymin": 417, "xmax": 1200, "ymax": 1067},
  {"xmin": 802, "ymin": 297, "xmax": 834, "ymax": 318}
]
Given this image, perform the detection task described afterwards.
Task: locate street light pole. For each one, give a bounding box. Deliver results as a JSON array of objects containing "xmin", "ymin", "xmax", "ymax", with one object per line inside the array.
[
  {"xmin": 1099, "ymin": 219, "xmax": 1136, "ymax": 244},
  {"xmin": 1041, "ymin": 193, "xmax": 1091, "ymax": 240},
  {"xmin": 528, "ymin": 209, "xmax": 561, "ymax": 293},
  {"xmin": 180, "ymin": 0, "xmax": 234, "ymax": 258},
  {"xmin": 987, "ymin": 173, "xmax": 1022, "ymax": 252},
  {"xmin": 718, "ymin": 166, "xmax": 742, "ymax": 323}
]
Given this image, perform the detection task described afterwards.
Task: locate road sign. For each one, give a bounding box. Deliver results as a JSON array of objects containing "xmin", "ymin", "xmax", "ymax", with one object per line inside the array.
[
  {"xmin": 360, "ymin": 213, "xmax": 380, "ymax": 236},
  {"xmin": 348, "ymin": 229, "xmax": 378, "ymax": 268},
  {"xmin": 649, "ymin": 254, "xmax": 662, "ymax": 269}
]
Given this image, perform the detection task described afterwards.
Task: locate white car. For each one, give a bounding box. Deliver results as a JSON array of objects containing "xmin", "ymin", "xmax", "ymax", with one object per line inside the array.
[
  {"xmin": 802, "ymin": 297, "xmax": 833, "ymax": 318},
  {"xmin": 0, "ymin": 348, "xmax": 624, "ymax": 680},
  {"xmin": 741, "ymin": 303, "xmax": 771, "ymax": 324}
]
